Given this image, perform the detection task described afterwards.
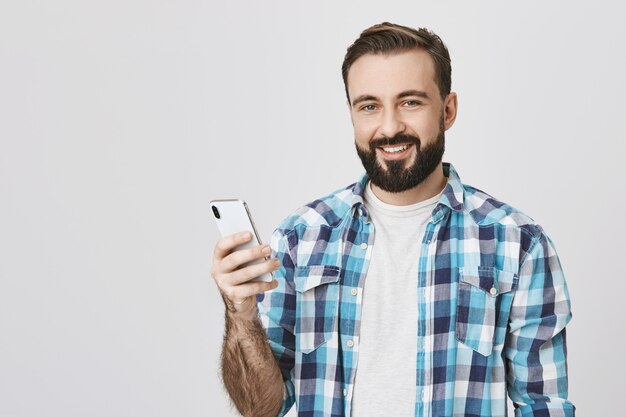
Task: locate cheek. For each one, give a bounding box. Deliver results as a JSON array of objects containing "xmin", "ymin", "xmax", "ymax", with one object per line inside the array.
[
  {"xmin": 353, "ymin": 120, "xmax": 376, "ymax": 144},
  {"xmin": 408, "ymin": 115, "xmax": 440, "ymax": 139}
]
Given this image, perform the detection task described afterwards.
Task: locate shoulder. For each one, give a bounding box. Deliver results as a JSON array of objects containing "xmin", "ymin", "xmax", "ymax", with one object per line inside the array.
[
  {"xmin": 275, "ymin": 182, "xmax": 359, "ymax": 234},
  {"xmin": 462, "ymin": 183, "xmax": 544, "ymax": 240}
]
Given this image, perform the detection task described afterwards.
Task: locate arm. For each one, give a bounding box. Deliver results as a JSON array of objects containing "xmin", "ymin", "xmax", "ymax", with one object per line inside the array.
[
  {"xmin": 212, "ymin": 231, "xmax": 284, "ymax": 417},
  {"xmin": 505, "ymin": 231, "xmax": 575, "ymax": 417},
  {"xmin": 221, "ymin": 305, "xmax": 285, "ymax": 417}
]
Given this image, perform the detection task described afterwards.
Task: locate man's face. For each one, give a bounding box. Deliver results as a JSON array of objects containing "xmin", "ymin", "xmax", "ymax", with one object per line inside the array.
[{"xmin": 347, "ymin": 49, "xmax": 450, "ymax": 193}]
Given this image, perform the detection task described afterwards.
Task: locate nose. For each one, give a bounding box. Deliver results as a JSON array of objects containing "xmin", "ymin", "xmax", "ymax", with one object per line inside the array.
[{"xmin": 378, "ymin": 107, "xmax": 406, "ymax": 138}]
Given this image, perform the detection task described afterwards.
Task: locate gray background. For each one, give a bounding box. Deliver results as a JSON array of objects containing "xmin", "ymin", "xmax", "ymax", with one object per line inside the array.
[{"xmin": 1, "ymin": 1, "xmax": 624, "ymax": 416}]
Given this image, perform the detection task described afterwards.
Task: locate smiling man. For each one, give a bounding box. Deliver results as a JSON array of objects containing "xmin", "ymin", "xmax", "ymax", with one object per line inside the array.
[
  {"xmin": 349, "ymin": 48, "xmax": 450, "ymax": 202},
  {"xmin": 212, "ymin": 22, "xmax": 574, "ymax": 417}
]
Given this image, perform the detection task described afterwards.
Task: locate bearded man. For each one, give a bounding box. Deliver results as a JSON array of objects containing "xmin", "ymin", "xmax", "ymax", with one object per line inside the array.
[{"xmin": 211, "ymin": 22, "xmax": 575, "ymax": 417}]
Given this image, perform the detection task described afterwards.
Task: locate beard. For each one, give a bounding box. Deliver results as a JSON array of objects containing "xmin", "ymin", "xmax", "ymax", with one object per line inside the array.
[{"xmin": 355, "ymin": 115, "xmax": 445, "ymax": 193}]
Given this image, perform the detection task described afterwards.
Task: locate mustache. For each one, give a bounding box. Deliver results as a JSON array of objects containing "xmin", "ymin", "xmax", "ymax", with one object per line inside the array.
[{"xmin": 369, "ymin": 133, "xmax": 421, "ymax": 150}]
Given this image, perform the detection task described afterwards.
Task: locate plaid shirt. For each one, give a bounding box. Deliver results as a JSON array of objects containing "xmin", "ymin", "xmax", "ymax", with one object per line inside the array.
[{"xmin": 257, "ymin": 163, "xmax": 574, "ymax": 417}]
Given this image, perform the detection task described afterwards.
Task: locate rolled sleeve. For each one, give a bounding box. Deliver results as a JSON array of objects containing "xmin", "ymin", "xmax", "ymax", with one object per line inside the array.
[
  {"xmin": 505, "ymin": 231, "xmax": 575, "ymax": 416},
  {"xmin": 257, "ymin": 227, "xmax": 297, "ymax": 416}
]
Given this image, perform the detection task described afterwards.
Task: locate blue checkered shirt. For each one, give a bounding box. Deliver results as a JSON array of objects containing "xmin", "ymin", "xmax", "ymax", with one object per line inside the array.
[{"xmin": 257, "ymin": 163, "xmax": 574, "ymax": 417}]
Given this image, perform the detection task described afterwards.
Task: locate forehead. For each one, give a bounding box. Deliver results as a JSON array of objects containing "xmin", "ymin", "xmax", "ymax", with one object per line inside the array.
[{"xmin": 346, "ymin": 49, "xmax": 439, "ymax": 99}]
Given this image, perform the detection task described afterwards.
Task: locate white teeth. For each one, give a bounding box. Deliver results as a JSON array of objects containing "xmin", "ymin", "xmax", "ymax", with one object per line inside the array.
[{"xmin": 382, "ymin": 144, "xmax": 409, "ymax": 153}]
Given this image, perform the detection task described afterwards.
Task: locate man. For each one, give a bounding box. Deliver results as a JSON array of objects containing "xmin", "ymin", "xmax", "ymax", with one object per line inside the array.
[{"xmin": 211, "ymin": 22, "xmax": 574, "ymax": 417}]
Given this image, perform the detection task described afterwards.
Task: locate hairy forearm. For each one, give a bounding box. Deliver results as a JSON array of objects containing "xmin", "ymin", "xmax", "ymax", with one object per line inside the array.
[{"xmin": 221, "ymin": 305, "xmax": 284, "ymax": 417}]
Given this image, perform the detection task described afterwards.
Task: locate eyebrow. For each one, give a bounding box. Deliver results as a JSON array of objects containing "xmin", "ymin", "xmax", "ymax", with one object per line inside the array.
[{"xmin": 351, "ymin": 89, "xmax": 430, "ymax": 107}]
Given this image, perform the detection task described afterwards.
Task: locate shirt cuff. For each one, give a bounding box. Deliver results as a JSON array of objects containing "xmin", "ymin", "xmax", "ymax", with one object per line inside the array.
[{"xmin": 514, "ymin": 401, "xmax": 575, "ymax": 417}]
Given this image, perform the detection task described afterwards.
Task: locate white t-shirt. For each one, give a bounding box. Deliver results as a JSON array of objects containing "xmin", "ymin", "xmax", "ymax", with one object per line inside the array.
[{"xmin": 351, "ymin": 181, "xmax": 444, "ymax": 416}]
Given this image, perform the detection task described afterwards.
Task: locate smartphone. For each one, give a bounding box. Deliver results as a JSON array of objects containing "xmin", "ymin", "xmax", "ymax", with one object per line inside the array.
[{"xmin": 210, "ymin": 199, "xmax": 273, "ymax": 283}]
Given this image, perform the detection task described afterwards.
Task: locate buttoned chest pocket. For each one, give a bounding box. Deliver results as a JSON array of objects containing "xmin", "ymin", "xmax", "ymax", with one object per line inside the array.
[
  {"xmin": 294, "ymin": 265, "xmax": 341, "ymax": 354},
  {"xmin": 456, "ymin": 266, "xmax": 517, "ymax": 356}
]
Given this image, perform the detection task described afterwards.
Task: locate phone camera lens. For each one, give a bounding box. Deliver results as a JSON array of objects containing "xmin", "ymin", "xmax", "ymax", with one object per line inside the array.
[{"xmin": 212, "ymin": 206, "xmax": 221, "ymax": 219}]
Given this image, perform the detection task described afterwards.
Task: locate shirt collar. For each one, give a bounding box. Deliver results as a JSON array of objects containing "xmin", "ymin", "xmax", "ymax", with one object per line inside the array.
[
  {"xmin": 438, "ymin": 162, "xmax": 465, "ymax": 212},
  {"xmin": 350, "ymin": 162, "xmax": 465, "ymax": 220}
]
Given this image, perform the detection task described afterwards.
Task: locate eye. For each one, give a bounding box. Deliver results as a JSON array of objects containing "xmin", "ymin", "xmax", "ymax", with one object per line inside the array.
[
  {"xmin": 360, "ymin": 104, "xmax": 378, "ymax": 112},
  {"xmin": 403, "ymin": 100, "xmax": 422, "ymax": 107}
]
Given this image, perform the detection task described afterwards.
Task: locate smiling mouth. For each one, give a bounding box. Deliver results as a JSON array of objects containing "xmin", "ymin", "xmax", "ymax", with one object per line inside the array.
[
  {"xmin": 377, "ymin": 143, "xmax": 415, "ymax": 158},
  {"xmin": 379, "ymin": 144, "xmax": 411, "ymax": 153}
]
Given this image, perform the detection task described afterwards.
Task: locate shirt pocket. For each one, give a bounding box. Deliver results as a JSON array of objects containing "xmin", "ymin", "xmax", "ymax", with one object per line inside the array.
[
  {"xmin": 294, "ymin": 265, "xmax": 341, "ymax": 354},
  {"xmin": 455, "ymin": 266, "xmax": 517, "ymax": 356}
]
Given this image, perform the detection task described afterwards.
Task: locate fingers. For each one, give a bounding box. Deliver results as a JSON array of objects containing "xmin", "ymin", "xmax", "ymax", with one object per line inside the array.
[
  {"xmin": 221, "ymin": 243, "xmax": 272, "ymax": 273},
  {"xmin": 223, "ymin": 279, "xmax": 279, "ymax": 304},
  {"xmin": 211, "ymin": 231, "xmax": 282, "ymax": 313},
  {"xmin": 213, "ymin": 231, "xmax": 252, "ymax": 262},
  {"xmin": 229, "ymin": 257, "xmax": 281, "ymax": 285}
]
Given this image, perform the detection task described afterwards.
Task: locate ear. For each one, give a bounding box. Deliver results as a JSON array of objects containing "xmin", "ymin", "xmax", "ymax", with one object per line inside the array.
[{"xmin": 442, "ymin": 92, "xmax": 458, "ymax": 130}]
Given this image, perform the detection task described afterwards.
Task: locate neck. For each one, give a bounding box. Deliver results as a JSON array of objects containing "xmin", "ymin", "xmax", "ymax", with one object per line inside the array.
[{"xmin": 369, "ymin": 162, "xmax": 447, "ymax": 206}]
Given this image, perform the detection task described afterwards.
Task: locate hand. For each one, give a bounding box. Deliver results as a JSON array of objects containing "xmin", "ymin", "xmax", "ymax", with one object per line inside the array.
[{"xmin": 211, "ymin": 231, "xmax": 280, "ymax": 315}]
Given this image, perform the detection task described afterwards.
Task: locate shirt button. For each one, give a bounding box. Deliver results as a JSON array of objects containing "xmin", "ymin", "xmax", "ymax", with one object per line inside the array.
[
  {"xmin": 351, "ymin": 288, "xmax": 358, "ymax": 296},
  {"xmin": 359, "ymin": 242, "xmax": 368, "ymax": 250},
  {"xmin": 343, "ymin": 388, "xmax": 347, "ymax": 397},
  {"xmin": 490, "ymin": 287, "xmax": 498, "ymax": 296},
  {"xmin": 346, "ymin": 339, "xmax": 354, "ymax": 348}
]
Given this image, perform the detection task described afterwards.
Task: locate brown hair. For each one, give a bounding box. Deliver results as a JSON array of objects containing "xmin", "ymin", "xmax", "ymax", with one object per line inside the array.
[{"xmin": 341, "ymin": 22, "xmax": 452, "ymax": 101}]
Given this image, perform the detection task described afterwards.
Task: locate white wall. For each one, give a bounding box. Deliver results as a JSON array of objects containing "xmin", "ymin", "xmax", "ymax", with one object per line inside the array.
[{"xmin": 1, "ymin": 1, "xmax": 624, "ymax": 416}]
